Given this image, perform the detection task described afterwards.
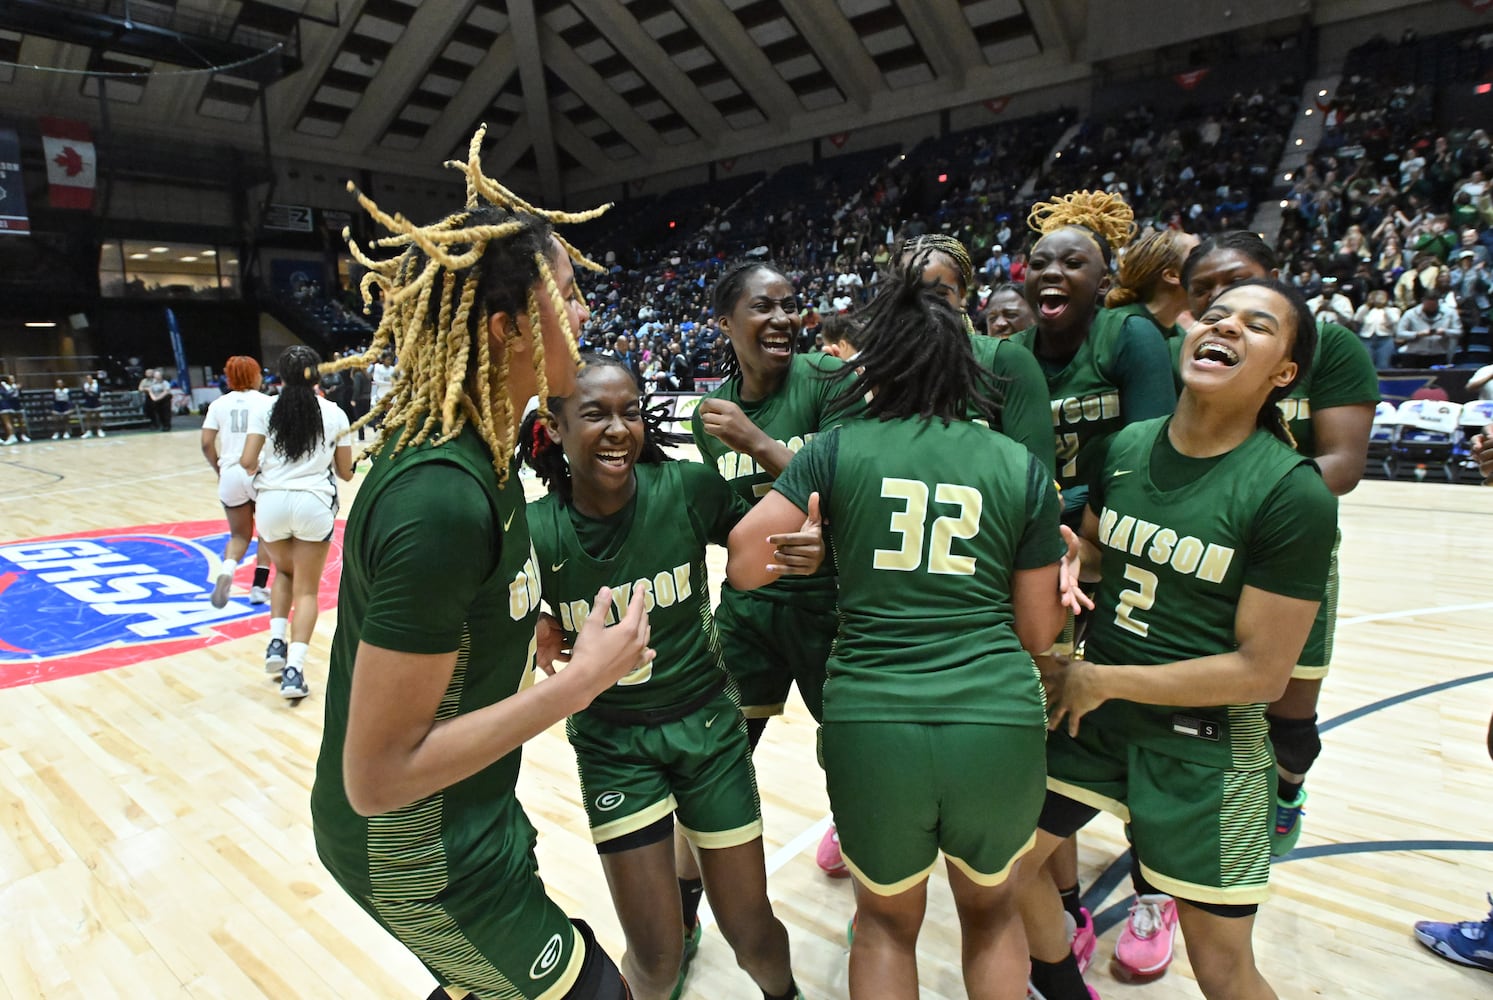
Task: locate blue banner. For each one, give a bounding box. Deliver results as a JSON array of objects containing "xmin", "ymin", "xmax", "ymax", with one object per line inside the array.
[
  {"xmin": 0, "ymin": 126, "xmax": 30, "ymax": 235},
  {"xmin": 165, "ymin": 308, "xmax": 191, "ymax": 390}
]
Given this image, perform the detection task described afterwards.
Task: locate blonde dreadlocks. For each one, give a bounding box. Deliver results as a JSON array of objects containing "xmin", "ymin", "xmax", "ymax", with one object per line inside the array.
[
  {"xmin": 321, "ymin": 124, "xmax": 610, "ymax": 481},
  {"xmin": 1026, "ymin": 189, "xmax": 1136, "ymax": 265}
]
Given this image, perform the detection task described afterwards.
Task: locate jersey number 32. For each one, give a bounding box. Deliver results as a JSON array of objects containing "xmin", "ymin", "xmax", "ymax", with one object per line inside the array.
[{"xmin": 873, "ymin": 478, "xmax": 982, "ymax": 576}]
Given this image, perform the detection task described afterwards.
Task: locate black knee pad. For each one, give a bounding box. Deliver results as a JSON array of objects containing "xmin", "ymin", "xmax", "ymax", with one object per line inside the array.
[
  {"xmin": 1267, "ymin": 713, "xmax": 1321, "ymax": 776},
  {"xmin": 562, "ymin": 919, "xmax": 631, "ymax": 1000}
]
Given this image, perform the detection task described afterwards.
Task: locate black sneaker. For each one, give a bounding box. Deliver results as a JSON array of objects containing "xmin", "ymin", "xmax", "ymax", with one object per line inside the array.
[{"xmin": 265, "ymin": 638, "xmax": 288, "ymax": 675}]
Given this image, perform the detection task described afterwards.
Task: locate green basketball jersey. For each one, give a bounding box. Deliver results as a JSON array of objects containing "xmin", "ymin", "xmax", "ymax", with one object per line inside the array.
[
  {"xmin": 313, "ymin": 428, "xmax": 543, "ymax": 896},
  {"xmin": 692, "ymin": 352, "xmax": 850, "ymax": 599},
  {"xmin": 968, "ymin": 334, "xmax": 1057, "ymax": 475},
  {"xmin": 1010, "ymin": 304, "xmax": 1178, "ymax": 500},
  {"xmin": 1278, "ymin": 321, "xmax": 1381, "ymax": 459},
  {"xmin": 773, "ymin": 418, "xmax": 1064, "ymax": 727},
  {"xmin": 528, "ymin": 461, "xmax": 741, "ymax": 714},
  {"xmin": 1082, "ymin": 418, "xmax": 1329, "ymax": 771}
]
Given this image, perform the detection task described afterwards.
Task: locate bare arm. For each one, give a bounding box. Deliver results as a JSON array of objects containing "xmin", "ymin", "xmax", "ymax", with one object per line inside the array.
[
  {"xmin": 1310, "ymin": 403, "xmax": 1375, "ymax": 496},
  {"xmin": 727, "ymin": 490, "xmax": 806, "ymax": 590},
  {"xmin": 1012, "ymin": 563, "xmax": 1065, "ymax": 653},
  {"xmin": 697, "ymin": 398, "xmax": 796, "ymax": 477},
  {"xmin": 334, "ymin": 444, "xmax": 354, "ymax": 482},
  {"xmin": 240, "ymin": 433, "xmax": 265, "ymax": 473},
  {"xmin": 1047, "ymin": 585, "xmax": 1318, "ymax": 736},
  {"xmin": 200, "ymin": 428, "xmax": 220, "ymax": 474},
  {"xmin": 1465, "ymin": 365, "xmax": 1493, "ymax": 393},
  {"xmin": 343, "ymin": 586, "xmax": 653, "ymax": 816}
]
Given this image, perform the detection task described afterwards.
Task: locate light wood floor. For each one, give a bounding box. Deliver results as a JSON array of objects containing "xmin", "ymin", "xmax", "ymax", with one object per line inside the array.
[{"xmin": 2, "ymin": 428, "xmax": 1491, "ymax": 1000}]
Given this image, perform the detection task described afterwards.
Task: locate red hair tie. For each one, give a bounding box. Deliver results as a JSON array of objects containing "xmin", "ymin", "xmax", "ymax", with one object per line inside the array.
[{"xmin": 532, "ymin": 421, "xmax": 551, "ymax": 455}]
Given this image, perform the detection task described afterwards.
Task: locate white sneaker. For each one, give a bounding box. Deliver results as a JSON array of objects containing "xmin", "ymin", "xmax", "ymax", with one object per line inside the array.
[
  {"xmin": 249, "ymin": 585, "xmax": 271, "ymax": 605},
  {"xmin": 19, "ymin": 434, "xmax": 30, "ymax": 442},
  {"xmin": 51, "ymin": 432, "xmax": 60, "ymax": 440},
  {"xmin": 82, "ymin": 430, "xmax": 94, "ymax": 439},
  {"xmin": 97, "ymin": 429, "xmax": 106, "ymax": 437},
  {"xmin": 0, "ymin": 436, "xmax": 12, "ymax": 446}
]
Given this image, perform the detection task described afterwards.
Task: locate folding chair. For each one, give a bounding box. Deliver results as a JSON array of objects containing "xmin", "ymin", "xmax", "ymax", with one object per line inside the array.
[
  {"xmin": 1389, "ymin": 399, "xmax": 1462, "ymax": 482},
  {"xmin": 1452, "ymin": 399, "xmax": 1493, "ymax": 482}
]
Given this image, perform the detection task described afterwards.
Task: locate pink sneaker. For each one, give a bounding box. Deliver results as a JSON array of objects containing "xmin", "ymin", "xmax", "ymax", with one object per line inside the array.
[
  {"xmin": 1067, "ymin": 906, "xmax": 1096, "ymax": 973},
  {"xmin": 1113, "ymin": 894, "xmax": 1178, "ymax": 981},
  {"xmin": 817, "ymin": 825, "xmax": 849, "ymax": 877}
]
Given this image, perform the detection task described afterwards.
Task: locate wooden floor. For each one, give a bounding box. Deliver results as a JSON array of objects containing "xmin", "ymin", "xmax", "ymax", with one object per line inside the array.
[{"xmin": 2, "ymin": 427, "xmax": 1491, "ymax": 1000}]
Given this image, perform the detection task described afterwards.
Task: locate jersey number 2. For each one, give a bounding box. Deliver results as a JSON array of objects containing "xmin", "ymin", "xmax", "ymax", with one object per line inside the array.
[
  {"xmin": 873, "ymin": 478, "xmax": 981, "ymax": 575},
  {"xmin": 1114, "ymin": 565, "xmax": 1157, "ymax": 637}
]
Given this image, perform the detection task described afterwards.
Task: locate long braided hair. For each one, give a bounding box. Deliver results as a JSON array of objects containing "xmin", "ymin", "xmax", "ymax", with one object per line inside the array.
[
  {"xmin": 516, "ymin": 356, "xmax": 683, "ymax": 508},
  {"xmin": 267, "ymin": 345, "xmax": 326, "ymax": 463},
  {"xmin": 319, "ymin": 125, "xmax": 610, "ymax": 481},
  {"xmin": 710, "ymin": 260, "xmax": 793, "ymax": 380},
  {"xmin": 826, "ymin": 249, "xmax": 1003, "ymax": 425}
]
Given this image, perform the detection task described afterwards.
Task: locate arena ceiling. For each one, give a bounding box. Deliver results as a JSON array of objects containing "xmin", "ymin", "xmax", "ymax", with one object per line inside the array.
[{"xmin": 2, "ymin": 0, "xmax": 1375, "ymax": 199}]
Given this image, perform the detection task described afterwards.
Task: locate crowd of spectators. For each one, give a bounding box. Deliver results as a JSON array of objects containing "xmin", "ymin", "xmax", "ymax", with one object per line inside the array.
[
  {"xmin": 295, "ymin": 28, "xmax": 1491, "ymax": 381},
  {"xmin": 1276, "ymin": 27, "xmax": 1493, "ymax": 367}
]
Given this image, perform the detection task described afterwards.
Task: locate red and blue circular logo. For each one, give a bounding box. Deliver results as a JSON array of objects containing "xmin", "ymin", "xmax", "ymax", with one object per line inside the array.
[{"xmin": 0, "ymin": 520, "xmax": 344, "ymax": 689}]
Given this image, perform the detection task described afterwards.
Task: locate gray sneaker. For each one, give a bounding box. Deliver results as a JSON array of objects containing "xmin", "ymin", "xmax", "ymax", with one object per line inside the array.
[
  {"xmin": 265, "ymin": 638, "xmax": 288, "ymax": 675},
  {"xmin": 279, "ymin": 665, "xmax": 309, "ymax": 699}
]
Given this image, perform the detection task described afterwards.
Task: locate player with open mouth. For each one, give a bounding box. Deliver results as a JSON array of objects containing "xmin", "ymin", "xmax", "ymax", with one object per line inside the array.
[{"xmin": 522, "ymin": 355, "xmax": 821, "ymax": 1000}]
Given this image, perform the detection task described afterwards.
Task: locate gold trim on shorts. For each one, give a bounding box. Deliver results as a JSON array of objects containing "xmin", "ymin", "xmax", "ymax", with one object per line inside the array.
[
  {"xmin": 1137, "ymin": 859, "xmax": 1271, "ymax": 907},
  {"xmin": 740, "ymin": 702, "xmax": 786, "ymax": 719},
  {"xmin": 1046, "ymin": 777, "xmax": 1131, "ymax": 823},
  {"xmin": 1290, "ymin": 663, "xmax": 1330, "ymax": 681},
  {"xmin": 679, "ymin": 817, "xmax": 764, "ymax": 850},
  {"xmin": 590, "ymin": 796, "xmax": 676, "ymax": 845},
  {"xmin": 945, "ymin": 830, "xmax": 1038, "ymax": 888},
  {"xmin": 842, "ymin": 852, "xmax": 940, "ymax": 897}
]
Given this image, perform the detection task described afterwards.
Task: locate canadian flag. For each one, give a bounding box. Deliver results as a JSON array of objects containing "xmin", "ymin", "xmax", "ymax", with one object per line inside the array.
[{"xmin": 40, "ymin": 117, "xmax": 97, "ymax": 210}]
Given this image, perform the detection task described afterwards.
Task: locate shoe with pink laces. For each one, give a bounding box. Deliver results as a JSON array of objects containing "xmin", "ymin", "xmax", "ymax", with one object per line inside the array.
[
  {"xmin": 1113, "ymin": 894, "xmax": 1179, "ymax": 982},
  {"xmin": 817, "ymin": 825, "xmax": 849, "ymax": 877}
]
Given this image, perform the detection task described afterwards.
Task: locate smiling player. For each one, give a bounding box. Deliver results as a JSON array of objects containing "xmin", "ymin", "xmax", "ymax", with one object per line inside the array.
[
  {"xmin": 522, "ymin": 356, "xmax": 818, "ymax": 1000},
  {"xmin": 1017, "ymin": 279, "xmax": 1336, "ymax": 1000}
]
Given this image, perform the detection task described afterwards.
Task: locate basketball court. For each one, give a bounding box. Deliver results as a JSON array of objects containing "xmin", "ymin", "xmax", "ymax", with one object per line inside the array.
[{"xmin": 1, "ymin": 428, "xmax": 1489, "ymax": 998}]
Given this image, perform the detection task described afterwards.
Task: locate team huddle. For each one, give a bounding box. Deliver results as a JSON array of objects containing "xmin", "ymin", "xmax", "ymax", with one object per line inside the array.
[{"xmin": 199, "ymin": 131, "xmax": 1378, "ymax": 1000}]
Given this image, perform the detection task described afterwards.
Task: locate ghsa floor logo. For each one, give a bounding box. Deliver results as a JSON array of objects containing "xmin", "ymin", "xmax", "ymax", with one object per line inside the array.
[{"xmin": 0, "ymin": 520, "xmax": 344, "ymax": 689}]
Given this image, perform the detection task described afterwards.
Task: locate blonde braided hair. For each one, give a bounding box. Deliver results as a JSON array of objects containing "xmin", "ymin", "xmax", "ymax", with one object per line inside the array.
[
  {"xmin": 1027, "ymin": 190, "xmax": 1136, "ymax": 261},
  {"xmin": 321, "ymin": 124, "xmax": 611, "ymax": 481}
]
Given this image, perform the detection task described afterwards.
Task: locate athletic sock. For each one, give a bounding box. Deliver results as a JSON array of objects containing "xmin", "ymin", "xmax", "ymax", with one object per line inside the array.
[
  {"xmin": 762, "ymin": 979, "xmax": 797, "ymax": 1000},
  {"xmin": 252, "ymin": 566, "xmax": 270, "ymax": 588},
  {"xmin": 679, "ymin": 876, "xmax": 705, "ymax": 929},
  {"xmin": 270, "ymin": 617, "xmax": 289, "ymax": 641},
  {"xmin": 1058, "ymin": 883, "xmax": 1085, "ymax": 927},
  {"xmin": 219, "ymin": 558, "xmax": 238, "ymax": 578},
  {"xmin": 1277, "ymin": 775, "xmax": 1305, "ymax": 802},
  {"xmin": 288, "ymin": 642, "xmax": 309, "ymax": 668},
  {"xmin": 1029, "ymin": 954, "xmax": 1088, "ymax": 1000}
]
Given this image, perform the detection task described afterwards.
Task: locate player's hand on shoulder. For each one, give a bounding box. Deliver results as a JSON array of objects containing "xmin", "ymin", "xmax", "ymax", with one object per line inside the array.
[
  {"xmin": 766, "ymin": 491, "xmax": 824, "ymax": 577},
  {"xmin": 561, "ymin": 586, "xmax": 654, "ymax": 708},
  {"xmin": 1475, "ymin": 425, "xmax": 1493, "ymax": 482}
]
